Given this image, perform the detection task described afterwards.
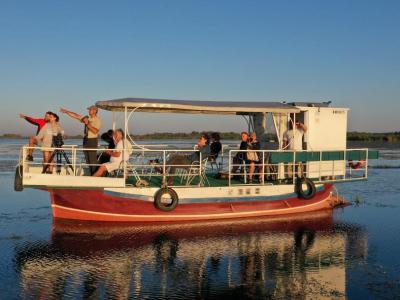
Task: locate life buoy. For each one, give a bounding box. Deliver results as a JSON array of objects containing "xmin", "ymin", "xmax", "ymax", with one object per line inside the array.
[
  {"xmin": 154, "ymin": 188, "xmax": 179, "ymax": 212},
  {"xmin": 14, "ymin": 165, "xmax": 23, "ymax": 192},
  {"xmin": 296, "ymin": 177, "xmax": 316, "ymax": 200},
  {"xmin": 348, "ymin": 160, "xmax": 365, "ymax": 169}
]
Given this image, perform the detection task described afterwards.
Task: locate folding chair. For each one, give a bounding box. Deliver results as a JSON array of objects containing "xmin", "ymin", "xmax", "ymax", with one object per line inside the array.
[{"xmin": 185, "ymin": 157, "xmax": 210, "ymax": 186}]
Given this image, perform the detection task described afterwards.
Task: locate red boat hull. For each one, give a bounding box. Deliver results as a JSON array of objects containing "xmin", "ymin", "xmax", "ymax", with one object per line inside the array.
[{"xmin": 49, "ymin": 184, "xmax": 344, "ymax": 222}]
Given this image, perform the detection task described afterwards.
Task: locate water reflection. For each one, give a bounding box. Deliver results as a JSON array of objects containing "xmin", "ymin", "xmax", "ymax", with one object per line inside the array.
[{"xmin": 14, "ymin": 211, "xmax": 367, "ymax": 299}]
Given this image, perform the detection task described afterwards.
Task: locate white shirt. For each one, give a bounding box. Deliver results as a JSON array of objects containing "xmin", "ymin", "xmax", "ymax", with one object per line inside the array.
[
  {"xmin": 110, "ymin": 140, "xmax": 123, "ymax": 164},
  {"xmin": 284, "ymin": 128, "xmax": 304, "ymax": 150}
]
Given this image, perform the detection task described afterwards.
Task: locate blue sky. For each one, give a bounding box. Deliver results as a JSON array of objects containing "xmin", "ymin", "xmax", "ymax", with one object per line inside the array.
[{"xmin": 1, "ymin": 0, "xmax": 399, "ymax": 135}]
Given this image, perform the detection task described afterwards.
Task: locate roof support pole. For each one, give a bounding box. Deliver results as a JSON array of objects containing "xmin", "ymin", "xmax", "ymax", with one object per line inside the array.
[
  {"xmin": 254, "ymin": 113, "xmax": 267, "ymax": 147},
  {"xmin": 123, "ymin": 106, "xmax": 127, "ymax": 183},
  {"xmin": 112, "ymin": 112, "xmax": 116, "ymax": 131}
]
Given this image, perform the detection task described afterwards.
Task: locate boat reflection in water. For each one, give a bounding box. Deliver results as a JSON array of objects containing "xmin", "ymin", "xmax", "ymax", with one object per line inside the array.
[{"xmin": 15, "ymin": 210, "xmax": 367, "ymax": 299}]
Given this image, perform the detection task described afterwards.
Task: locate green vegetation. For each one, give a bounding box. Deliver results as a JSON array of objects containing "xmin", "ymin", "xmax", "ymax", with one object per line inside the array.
[
  {"xmin": 1, "ymin": 131, "xmax": 399, "ymax": 142},
  {"xmin": 130, "ymin": 131, "xmax": 241, "ymax": 140},
  {"xmin": 347, "ymin": 132, "xmax": 400, "ymax": 142},
  {"xmin": 0, "ymin": 134, "xmax": 24, "ymax": 139}
]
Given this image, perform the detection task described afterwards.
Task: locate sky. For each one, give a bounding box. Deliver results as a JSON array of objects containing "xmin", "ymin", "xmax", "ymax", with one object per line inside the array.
[{"xmin": 0, "ymin": 0, "xmax": 399, "ymax": 136}]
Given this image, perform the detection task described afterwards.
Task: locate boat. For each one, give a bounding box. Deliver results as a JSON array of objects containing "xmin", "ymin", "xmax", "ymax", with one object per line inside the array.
[{"xmin": 14, "ymin": 98, "xmax": 378, "ymax": 222}]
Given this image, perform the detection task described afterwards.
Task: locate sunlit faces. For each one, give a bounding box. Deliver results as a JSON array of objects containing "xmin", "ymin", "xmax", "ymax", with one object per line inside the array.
[{"xmin": 198, "ymin": 136, "xmax": 207, "ymax": 146}]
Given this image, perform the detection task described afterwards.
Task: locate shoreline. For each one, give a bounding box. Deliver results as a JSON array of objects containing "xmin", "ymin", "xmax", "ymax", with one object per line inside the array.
[{"xmin": 1, "ymin": 131, "xmax": 399, "ymax": 142}]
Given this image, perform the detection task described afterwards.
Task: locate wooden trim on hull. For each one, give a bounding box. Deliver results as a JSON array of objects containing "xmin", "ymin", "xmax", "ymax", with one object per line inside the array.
[{"xmin": 50, "ymin": 185, "xmax": 337, "ymax": 222}]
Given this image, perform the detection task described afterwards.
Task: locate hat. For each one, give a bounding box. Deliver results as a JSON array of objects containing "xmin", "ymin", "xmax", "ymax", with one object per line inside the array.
[{"xmin": 87, "ymin": 105, "xmax": 98, "ymax": 111}]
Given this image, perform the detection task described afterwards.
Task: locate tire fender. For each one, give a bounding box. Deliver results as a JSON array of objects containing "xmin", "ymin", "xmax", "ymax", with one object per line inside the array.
[
  {"xmin": 14, "ymin": 165, "xmax": 23, "ymax": 192},
  {"xmin": 296, "ymin": 177, "xmax": 316, "ymax": 200},
  {"xmin": 154, "ymin": 188, "xmax": 179, "ymax": 212}
]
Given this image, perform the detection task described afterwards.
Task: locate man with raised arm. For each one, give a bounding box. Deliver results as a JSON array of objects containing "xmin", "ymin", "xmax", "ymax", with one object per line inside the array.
[
  {"xmin": 283, "ymin": 119, "xmax": 307, "ymax": 178},
  {"xmin": 19, "ymin": 112, "xmax": 51, "ymax": 161},
  {"xmin": 60, "ymin": 106, "xmax": 102, "ymax": 175}
]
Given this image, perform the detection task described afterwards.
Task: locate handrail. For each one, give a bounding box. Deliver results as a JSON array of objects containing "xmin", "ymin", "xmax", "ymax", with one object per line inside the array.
[{"xmin": 21, "ymin": 145, "xmax": 373, "ymax": 187}]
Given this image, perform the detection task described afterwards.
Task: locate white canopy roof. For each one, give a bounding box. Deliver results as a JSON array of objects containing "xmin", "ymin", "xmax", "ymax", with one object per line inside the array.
[{"xmin": 95, "ymin": 97, "xmax": 300, "ymax": 114}]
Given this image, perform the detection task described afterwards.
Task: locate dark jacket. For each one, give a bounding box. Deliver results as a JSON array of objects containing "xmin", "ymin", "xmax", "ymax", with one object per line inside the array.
[
  {"xmin": 188, "ymin": 144, "xmax": 211, "ymax": 163},
  {"xmin": 210, "ymin": 141, "xmax": 222, "ymax": 159}
]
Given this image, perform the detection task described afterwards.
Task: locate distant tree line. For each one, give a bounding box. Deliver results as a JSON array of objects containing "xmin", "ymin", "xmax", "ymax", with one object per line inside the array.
[
  {"xmin": 130, "ymin": 131, "xmax": 242, "ymax": 140},
  {"xmin": 347, "ymin": 131, "xmax": 400, "ymax": 142}
]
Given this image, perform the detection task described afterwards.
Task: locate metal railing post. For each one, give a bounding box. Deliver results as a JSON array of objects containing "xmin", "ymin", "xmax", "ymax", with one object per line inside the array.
[
  {"xmin": 365, "ymin": 148, "xmax": 369, "ymax": 179},
  {"xmin": 199, "ymin": 151, "xmax": 202, "ymax": 186},
  {"xmin": 343, "ymin": 149, "xmax": 347, "ymax": 181},
  {"xmin": 228, "ymin": 150, "xmax": 232, "ymax": 186},
  {"xmin": 163, "ymin": 150, "xmax": 166, "ymax": 185}
]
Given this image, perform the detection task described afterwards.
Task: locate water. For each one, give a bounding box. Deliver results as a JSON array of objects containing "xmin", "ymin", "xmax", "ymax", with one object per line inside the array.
[{"xmin": 1, "ymin": 139, "xmax": 399, "ymax": 299}]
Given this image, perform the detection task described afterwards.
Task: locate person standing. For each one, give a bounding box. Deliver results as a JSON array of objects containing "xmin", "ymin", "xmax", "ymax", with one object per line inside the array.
[
  {"xmin": 283, "ymin": 120, "xmax": 307, "ymax": 178},
  {"xmin": 283, "ymin": 121, "xmax": 307, "ymax": 151},
  {"xmin": 60, "ymin": 105, "xmax": 102, "ymax": 175},
  {"xmin": 36, "ymin": 113, "xmax": 63, "ymax": 174},
  {"xmin": 20, "ymin": 112, "xmax": 51, "ymax": 161},
  {"xmin": 20, "ymin": 112, "xmax": 50, "ymax": 134},
  {"xmin": 247, "ymin": 132, "xmax": 261, "ymax": 183}
]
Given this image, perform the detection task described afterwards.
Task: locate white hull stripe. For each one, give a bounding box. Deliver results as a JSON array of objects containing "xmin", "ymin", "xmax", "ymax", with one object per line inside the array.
[
  {"xmin": 104, "ymin": 191, "xmax": 299, "ymax": 203},
  {"xmin": 51, "ymin": 196, "xmax": 331, "ymax": 219},
  {"xmin": 103, "ymin": 186, "xmax": 325, "ymax": 204}
]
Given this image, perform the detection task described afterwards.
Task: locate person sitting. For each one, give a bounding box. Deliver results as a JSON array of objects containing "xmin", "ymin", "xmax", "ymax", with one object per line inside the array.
[
  {"xmin": 247, "ymin": 132, "xmax": 261, "ymax": 183},
  {"xmin": 231, "ymin": 132, "xmax": 249, "ymax": 176},
  {"xmin": 93, "ymin": 129, "xmax": 128, "ymax": 177},
  {"xmin": 20, "ymin": 112, "xmax": 51, "ymax": 161},
  {"xmin": 164, "ymin": 133, "xmax": 211, "ymax": 185},
  {"xmin": 209, "ymin": 132, "xmax": 222, "ymax": 160},
  {"xmin": 97, "ymin": 129, "xmax": 115, "ymax": 164},
  {"xmin": 36, "ymin": 112, "xmax": 63, "ymax": 174}
]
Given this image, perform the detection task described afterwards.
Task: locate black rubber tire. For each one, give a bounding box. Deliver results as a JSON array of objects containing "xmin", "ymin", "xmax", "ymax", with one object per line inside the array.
[
  {"xmin": 14, "ymin": 165, "xmax": 23, "ymax": 192},
  {"xmin": 154, "ymin": 188, "xmax": 179, "ymax": 212},
  {"xmin": 296, "ymin": 177, "xmax": 316, "ymax": 200}
]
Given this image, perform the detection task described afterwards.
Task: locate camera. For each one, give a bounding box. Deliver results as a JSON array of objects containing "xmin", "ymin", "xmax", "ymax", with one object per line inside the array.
[{"xmin": 52, "ymin": 133, "xmax": 64, "ymax": 148}]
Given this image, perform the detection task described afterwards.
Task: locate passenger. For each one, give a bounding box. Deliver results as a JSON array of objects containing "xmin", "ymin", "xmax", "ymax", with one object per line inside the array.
[
  {"xmin": 283, "ymin": 119, "xmax": 307, "ymax": 178},
  {"xmin": 101, "ymin": 129, "xmax": 115, "ymax": 149},
  {"xmin": 247, "ymin": 132, "xmax": 261, "ymax": 183},
  {"xmin": 164, "ymin": 133, "xmax": 211, "ymax": 185},
  {"xmin": 60, "ymin": 106, "xmax": 102, "ymax": 175},
  {"xmin": 209, "ymin": 132, "xmax": 222, "ymax": 161},
  {"xmin": 231, "ymin": 131, "xmax": 249, "ymax": 175},
  {"xmin": 36, "ymin": 113, "xmax": 63, "ymax": 174},
  {"xmin": 283, "ymin": 120, "xmax": 307, "ymax": 151},
  {"xmin": 93, "ymin": 129, "xmax": 127, "ymax": 177},
  {"xmin": 98, "ymin": 129, "xmax": 115, "ymax": 164},
  {"xmin": 19, "ymin": 112, "xmax": 51, "ymax": 161}
]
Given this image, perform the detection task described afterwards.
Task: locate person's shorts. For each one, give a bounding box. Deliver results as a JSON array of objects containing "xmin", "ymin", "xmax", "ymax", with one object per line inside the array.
[{"xmin": 104, "ymin": 161, "xmax": 121, "ymax": 172}]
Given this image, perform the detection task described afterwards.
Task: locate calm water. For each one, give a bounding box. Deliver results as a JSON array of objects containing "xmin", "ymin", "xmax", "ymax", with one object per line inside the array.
[{"xmin": 0, "ymin": 139, "xmax": 399, "ymax": 299}]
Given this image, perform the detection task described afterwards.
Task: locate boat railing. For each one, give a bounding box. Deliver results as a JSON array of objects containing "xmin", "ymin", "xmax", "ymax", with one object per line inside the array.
[
  {"xmin": 228, "ymin": 148, "xmax": 372, "ymax": 186},
  {"xmin": 20, "ymin": 145, "xmax": 213, "ymax": 187},
  {"xmin": 19, "ymin": 144, "xmax": 375, "ymax": 188}
]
